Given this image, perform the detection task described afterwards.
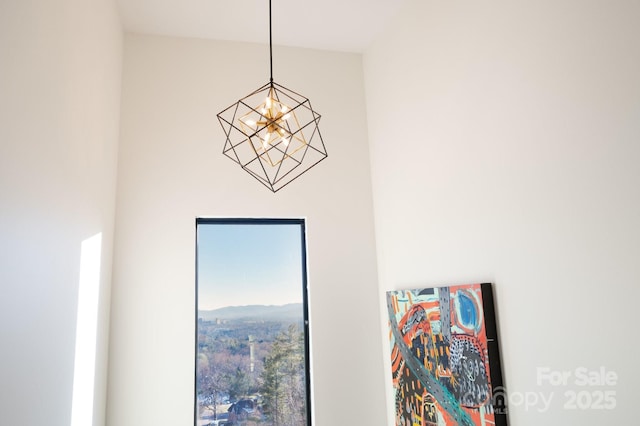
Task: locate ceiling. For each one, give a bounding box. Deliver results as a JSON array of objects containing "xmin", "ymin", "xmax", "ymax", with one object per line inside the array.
[{"xmin": 116, "ymin": 0, "xmax": 408, "ymax": 53}]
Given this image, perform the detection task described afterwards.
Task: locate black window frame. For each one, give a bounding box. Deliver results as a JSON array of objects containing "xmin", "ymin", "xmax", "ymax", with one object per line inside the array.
[{"xmin": 194, "ymin": 217, "xmax": 312, "ymax": 426}]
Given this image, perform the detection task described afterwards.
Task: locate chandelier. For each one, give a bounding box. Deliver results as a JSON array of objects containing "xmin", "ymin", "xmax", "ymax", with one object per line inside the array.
[{"xmin": 217, "ymin": 0, "xmax": 328, "ymax": 192}]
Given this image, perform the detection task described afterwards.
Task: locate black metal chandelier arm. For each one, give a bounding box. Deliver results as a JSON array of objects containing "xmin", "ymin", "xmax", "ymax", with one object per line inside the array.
[{"xmin": 269, "ymin": 0, "xmax": 273, "ymax": 83}]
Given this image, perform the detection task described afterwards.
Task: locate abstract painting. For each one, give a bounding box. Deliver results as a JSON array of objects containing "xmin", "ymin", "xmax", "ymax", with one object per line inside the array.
[{"xmin": 386, "ymin": 283, "xmax": 506, "ymax": 426}]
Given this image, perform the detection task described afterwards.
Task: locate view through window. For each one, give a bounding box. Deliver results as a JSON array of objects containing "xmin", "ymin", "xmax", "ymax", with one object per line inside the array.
[{"xmin": 195, "ymin": 218, "xmax": 311, "ymax": 426}]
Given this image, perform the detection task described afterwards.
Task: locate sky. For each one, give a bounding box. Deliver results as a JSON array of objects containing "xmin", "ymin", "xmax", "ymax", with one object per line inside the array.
[{"xmin": 197, "ymin": 221, "xmax": 305, "ymax": 311}]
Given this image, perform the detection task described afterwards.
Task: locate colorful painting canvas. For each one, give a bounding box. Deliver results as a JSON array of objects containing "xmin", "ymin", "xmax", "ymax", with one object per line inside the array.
[{"xmin": 386, "ymin": 283, "xmax": 506, "ymax": 426}]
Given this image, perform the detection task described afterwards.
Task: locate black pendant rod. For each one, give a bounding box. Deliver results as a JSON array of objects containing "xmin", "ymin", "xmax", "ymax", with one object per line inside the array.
[{"xmin": 269, "ymin": 0, "xmax": 273, "ymax": 83}]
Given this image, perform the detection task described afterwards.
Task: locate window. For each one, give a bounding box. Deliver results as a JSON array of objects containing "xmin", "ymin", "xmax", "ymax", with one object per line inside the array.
[{"xmin": 195, "ymin": 218, "xmax": 312, "ymax": 426}]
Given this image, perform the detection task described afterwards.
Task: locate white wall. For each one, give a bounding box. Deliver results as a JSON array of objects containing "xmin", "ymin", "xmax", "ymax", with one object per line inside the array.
[
  {"xmin": 108, "ymin": 34, "xmax": 384, "ymax": 425},
  {"xmin": 0, "ymin": 1, "xmax": 123, "ymax": 425},
  {"xmin": 364, "ymin": 0, "xmax": 640, "ymax": 424}
]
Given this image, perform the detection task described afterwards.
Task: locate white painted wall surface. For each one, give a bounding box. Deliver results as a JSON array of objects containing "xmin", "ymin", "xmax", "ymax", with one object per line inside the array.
[
  {"xmin": 364, "ymin": 0, "xmax": 640, "ymax": 424},
  {"xmin": 0, "ymin": 1, "xmax": 123, "ymax": 425},
  {"xmin": 108, "ymin": 34, "xmax": 384, "ymax": 426}
]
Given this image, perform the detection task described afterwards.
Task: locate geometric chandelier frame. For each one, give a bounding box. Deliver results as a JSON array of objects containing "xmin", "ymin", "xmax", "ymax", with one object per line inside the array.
[{"xmin": 217, "ymin": 0, "xmax": 328, "ymax": 192}]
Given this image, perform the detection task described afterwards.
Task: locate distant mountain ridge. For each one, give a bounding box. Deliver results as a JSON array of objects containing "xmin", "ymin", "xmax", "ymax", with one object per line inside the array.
[{"xmin": 198, "ymin": 303, "xmax": 303, "ymax": 322}]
